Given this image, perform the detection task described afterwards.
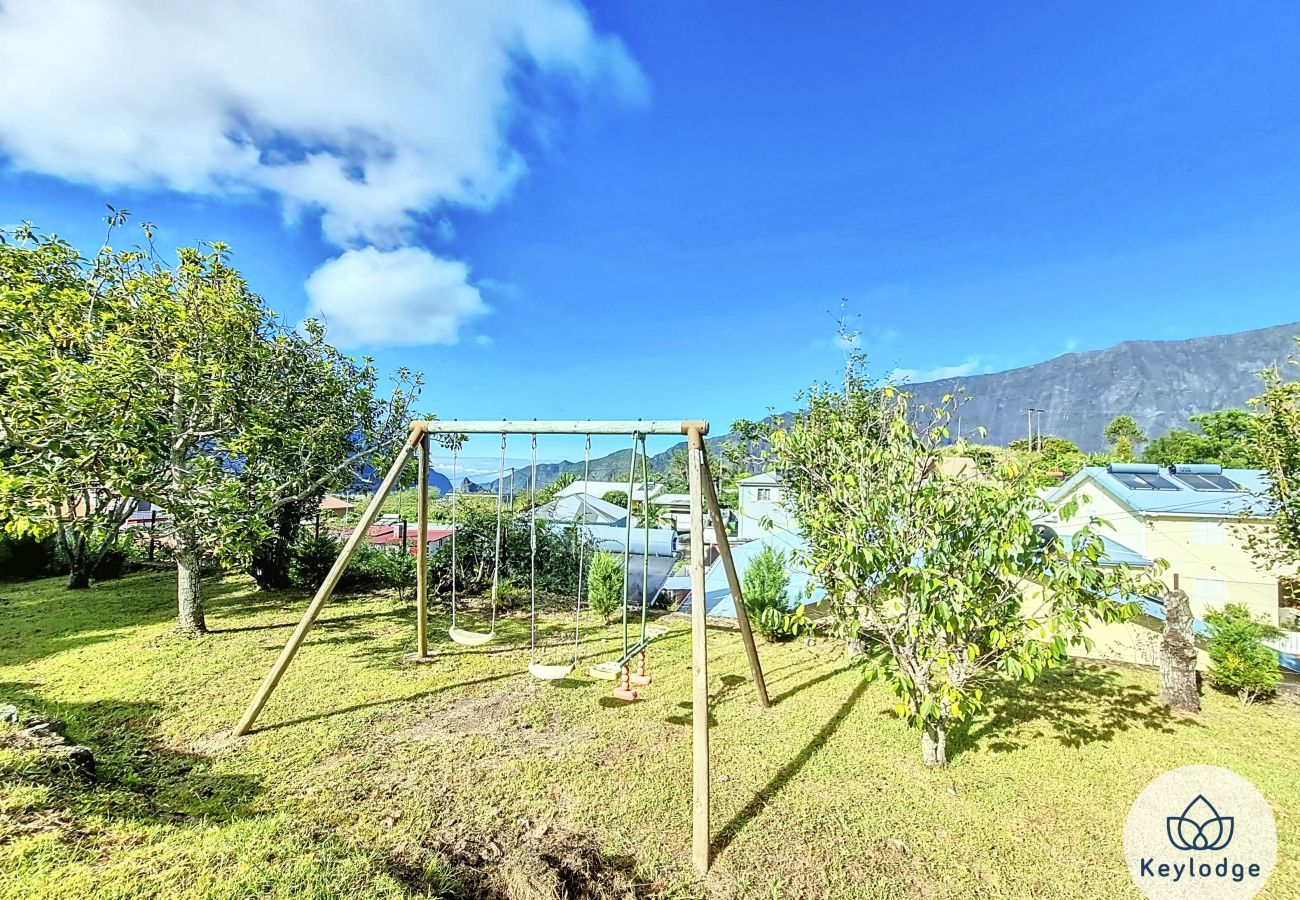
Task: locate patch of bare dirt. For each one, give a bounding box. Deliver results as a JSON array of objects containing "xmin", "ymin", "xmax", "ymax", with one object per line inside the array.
[
  {"xmin": 404, "ymin": 684, "xmax": 592, "ymax": 758},
  {"xmin": 389, "ymin": 820, "xmax": 652, "ymax": 899}
]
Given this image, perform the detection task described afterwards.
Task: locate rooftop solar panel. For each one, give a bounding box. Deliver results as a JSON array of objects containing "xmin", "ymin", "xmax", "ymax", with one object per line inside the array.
[
  {"xmin": 1173, "ymin": 473, "xmax": 1240, "ymax": 492},
  {"xmin": 1113, "ymin": 472, "xmax": 1180, "ymax": 491}
]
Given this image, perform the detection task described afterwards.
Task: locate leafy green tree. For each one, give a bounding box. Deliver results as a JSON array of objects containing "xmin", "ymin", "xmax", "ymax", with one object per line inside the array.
[
  {"xmin": 586, "ymin": 550, "xmax": 624, "ymax": 625},
  {"xmin": 1104, "ymin": 415, "xmax": 1146, "ymax": 460},
  {"xmin": 1008, "ymin": 435, "xmax": 1087, "ymax": 486},
  {"xmin": 1204, "ymin": 603, "xmax": 1284, "ymax": 704},
  {"xmin": 0, "ymin": 225, "xmax": 159, "ymax": 588},
  {"xmin": 741, "ymin": 545, "xmax": 805, "ymax": 641},
  {"xmin": 1251, "ymin": 343, "xmax": 1300, "ymax": 564},
  {"xmin": 761, "ymin": 357, "xmax": 1159, "ymax": 767},
  {"xmin": 662, "ymin": 449, "xmax": 690, "ymax": 493},
  {"xmin": 631, "ymin": 500, "xmax": 670, "ymax": 528},
  {"xmin": 534, "ymin": 471, "xmax": 577, "ymax": 507},
  {"xmin": 1143, "ymin": 409, "xmax": 1262, "ymax": 469},
  {"xmin": 602, "ymin": 490, "xmax": 629, "ymax": 510},
  {"xmin": 0, "ymin": 221, "xmax": 418, "ymax": 631},
  {"xmin": 243, "ymin": 318, "xmax": 419, "ymax": 591}
]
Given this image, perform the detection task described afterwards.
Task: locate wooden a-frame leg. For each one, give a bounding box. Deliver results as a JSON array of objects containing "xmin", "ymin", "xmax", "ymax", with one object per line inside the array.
[
  {"xmin": 233, "ymin": 429, "xmax": 422, "ymax": 736},
  {"xmin": 700, "ymin": 450, "xmax": 771, "ymax": 709},
  {"xmin": 688, "ymin": 426, "xmax": 711, "ymax": 875},
  {"xmin": 415, "ymin": 431, "xmax": 430, "ymax": 658}
]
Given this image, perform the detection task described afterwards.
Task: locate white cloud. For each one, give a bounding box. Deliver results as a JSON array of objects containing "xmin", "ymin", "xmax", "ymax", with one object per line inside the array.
[
  {"xmin": 304, "ymin": 247, "xmax": 487, "ymax": 347},
  {"xmin": 474, "ymin": 335, "xmax": 495, "ymax": 347},
  {"xmin": 0, "ymin": 0, "xmax": 642, "ymax": 247},
  {"xmin": 0, "ymin": 1, "xmax": 643, "ymax": 348},
  {"xmin": 834, "ymin": 332, "xmax": 861, "ymax": 350},
  {"xmin": 889, "ymin": 359, "xmax": 981, "ymax": 383}
]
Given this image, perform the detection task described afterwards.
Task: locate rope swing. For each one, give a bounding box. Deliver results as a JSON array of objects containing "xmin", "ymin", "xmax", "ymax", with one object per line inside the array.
[
  {"xmin": 527, "ymin": 432, "xmax": 581, "ymax": 680},
  {"xmin": 448, "ymin": 434, "xmax": 505, "ymax": 646}
]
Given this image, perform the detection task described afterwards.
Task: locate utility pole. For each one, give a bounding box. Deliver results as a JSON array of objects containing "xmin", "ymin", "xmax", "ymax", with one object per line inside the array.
[{"xmin": 1021, "ymin": 406, "xmax": 1045, "ymax": 451}]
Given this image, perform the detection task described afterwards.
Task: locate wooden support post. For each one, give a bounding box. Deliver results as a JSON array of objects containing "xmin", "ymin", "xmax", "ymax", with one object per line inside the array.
[
  {"xmin": 416, "ymin": 430, "xmax": 430, "ymax": 658},
  {"xmin": 233, "ymin": 429, "xmax": 422, "ymax": 736},
  {"xmin": 699, "ymin": 450, "xmax": 770, "ymax": 709},
  {"xmin": 687, "ymin": 427, "xmax": 711, "ymax": 875}
]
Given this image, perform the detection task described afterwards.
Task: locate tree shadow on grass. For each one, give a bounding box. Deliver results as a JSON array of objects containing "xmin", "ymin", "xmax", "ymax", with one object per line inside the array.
[
  {"xmin": 251, "ymin": 670, "xmax": 518, "ymax": 733},
  {"xmin": 947, "ymin": 663, "xmax": 1197, "ymax": 762},
  {"xmin": 770, "ymin": 664, "xmax": 852, "ymax": 706},
  {"xmin": 0, "ymin": 682, "xmax": 261, "ymax": 830},
  {"xmin": 664, "ymin": 674, "xmax": 749, "ymax": 726},
  {"xmin": 0, "ymin": 574, "xmax": 251, "ymax": 669},
  {"xmin": 714, "ymin": 679, "xmax": 869, "ymax": 859}
]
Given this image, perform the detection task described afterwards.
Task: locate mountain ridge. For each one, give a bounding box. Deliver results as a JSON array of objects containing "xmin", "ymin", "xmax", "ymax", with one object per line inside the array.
[{"xmin": 456, "ymin": 321, "xmax": 1299, "ymax": 490}]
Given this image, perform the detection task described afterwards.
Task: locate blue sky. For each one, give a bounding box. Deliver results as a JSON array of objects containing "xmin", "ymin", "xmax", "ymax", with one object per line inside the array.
[{"xmin": 3, "ymin": 2, "xmax": 1300, "ymax": 462}]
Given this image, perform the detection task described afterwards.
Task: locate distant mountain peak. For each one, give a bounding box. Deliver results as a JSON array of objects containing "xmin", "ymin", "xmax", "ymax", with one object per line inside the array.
[{"xmin": 894, "ymin": 321, "xmax": 1300, "ymax": 450}]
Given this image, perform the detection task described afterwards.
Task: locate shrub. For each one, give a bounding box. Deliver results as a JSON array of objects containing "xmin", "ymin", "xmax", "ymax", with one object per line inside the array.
[
  {"xmin": 341, "ymin": 545, "xmax": 415, "ymax": 599},
  {"xmin": 1204, "ymin": 603, "xmax": 1284, "ymax": 704},
  {"xmin": 0, "ymin": 532, "xmax": 57, "ymax": 580},
  {"xmin": 493, "ymin": 575, "xmax": 528, "ymax": 610},
  {"xmin": 428, "ymin": 498, "xmax": 591, "ymax": 600},
  {"xmin": 291, "ymin": 535, "xmax": 342, "ymax": 591},
  {"xmin": 587, "ymin": 551, "xmax": 624, "ymax": 625},
  {"xmin": 741, "ymin": 546, "xmax": 806, "ymax": 642}
]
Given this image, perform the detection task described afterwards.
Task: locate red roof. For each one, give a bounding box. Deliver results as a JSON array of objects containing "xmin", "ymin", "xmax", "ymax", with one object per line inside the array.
[{"xmin": 368, "ymin": 525, "xmax": 453, "ymax": 548}]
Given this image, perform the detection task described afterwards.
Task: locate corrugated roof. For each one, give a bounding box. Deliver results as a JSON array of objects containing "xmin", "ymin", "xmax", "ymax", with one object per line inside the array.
[
  {"xmin": 556, "ymin": 481, "xmax": 661, "ymax": 501},
  {"xmin": 533, "ymin": 493, "xmax": 628, "ymax": 525},
  {"xmin": 679, "ymin": 528, "xmax": 824, "ymax": 619},
  {"xmin": 1056, "ymin": 531, "xmax": 1153, "ymax": 567},
  {"xmin": 1048, "ymin": 466, "xmax": 1275, "ymax": 518}
]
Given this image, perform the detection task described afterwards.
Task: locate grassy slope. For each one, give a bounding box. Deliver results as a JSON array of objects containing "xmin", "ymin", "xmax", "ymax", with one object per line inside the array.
[{"xmin": 0, "ymin": 571, "xmax": 1296, "ymax": 899}]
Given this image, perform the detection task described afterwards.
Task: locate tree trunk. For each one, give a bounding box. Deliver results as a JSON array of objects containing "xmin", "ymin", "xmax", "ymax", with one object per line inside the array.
[
  {"xmin": 921, "ymin": 723, "xmax": 947, "ymax": 768},
  {"xmin": 66, "ymin": 565, "xmax": 91, "ymax": 590},
  {"xmin": 57, "ymin": 526, "xmax": 90, "ymax": 590},
  {"xmin": 177, "ymin": 551, "xmax": 207, "ymax": 634},
  {"xmin": 249, "ymin": 504, "xmax": 302, "ymax": 591},
  {"xmin": 1159, "ymin": 588, "xmax": 1200, "ymax": 713},
  {"xmin": 845, "ymin": 633, "xmax": 866, "ymax": 661}
]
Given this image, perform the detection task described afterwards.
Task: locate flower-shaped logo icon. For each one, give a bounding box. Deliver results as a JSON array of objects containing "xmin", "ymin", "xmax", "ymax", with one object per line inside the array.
[{"xmin": 1167, "ymin": 795, "xmax": 1235, "ymax": 851}]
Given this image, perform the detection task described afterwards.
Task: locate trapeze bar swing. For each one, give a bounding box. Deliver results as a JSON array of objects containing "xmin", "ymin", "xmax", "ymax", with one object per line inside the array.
[{"xmin": 232, "ymin": 419, "xmax": 771, "ymax": 876}]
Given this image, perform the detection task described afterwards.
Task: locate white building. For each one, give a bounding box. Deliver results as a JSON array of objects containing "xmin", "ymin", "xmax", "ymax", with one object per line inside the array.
[
  {"xmin": 556, "ymin": 480, "xmax": 661, "ymax": 502},
  {"xmin": 736, "ymin": 471, "xmax": 794, "ymax": 540}
]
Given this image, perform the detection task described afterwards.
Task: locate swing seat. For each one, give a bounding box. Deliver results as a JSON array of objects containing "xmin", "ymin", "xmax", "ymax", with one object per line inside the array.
[
  {"xmin": 449, "ymin": 627, "xmax": 495, "ymax": 646},
  {"xmin": 611, "ymin": 685, "xmax": 638, "ymax": 702},
  {"xmin": 528, "ymin": 662, "xmax": 574, "ymax": 681},
  {"xmin": 629, "ymin": 672, "xmax": 652, "ymax": 687},
  {"xmin": 587, "ymin": 660, "xmax": 623, "ymax": 681}
]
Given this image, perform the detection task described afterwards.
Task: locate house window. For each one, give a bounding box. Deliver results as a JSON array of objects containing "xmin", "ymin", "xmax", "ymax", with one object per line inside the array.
[
  {"xmin": 756, "ymin": 488, "xmax": 771, "ymax": 501},
  {"xmin": 1191, "ymin": 577, "xmax": 1228, "ymax": 606},
  {"xmin": 1192, "ymin": 521, "xmax": 1227, "ymax": 545}
]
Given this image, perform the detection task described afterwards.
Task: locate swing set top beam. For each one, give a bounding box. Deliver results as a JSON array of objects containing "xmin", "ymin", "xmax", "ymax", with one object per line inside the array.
[{"xmin": 412, "ymin": 419, "xmax": 709, "ymax": 436}]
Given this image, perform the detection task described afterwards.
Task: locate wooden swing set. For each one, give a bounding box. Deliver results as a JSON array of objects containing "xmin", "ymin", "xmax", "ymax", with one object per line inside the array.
[{"xmin": 233, "ymin": 420, "xmax": 770, "ymax": 875}]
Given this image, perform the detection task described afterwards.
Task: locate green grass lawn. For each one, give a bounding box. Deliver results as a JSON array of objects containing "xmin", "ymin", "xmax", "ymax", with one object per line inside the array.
[{"xmin": 1, "ymin": 571, "xmax": 1297, "ymax": 899}]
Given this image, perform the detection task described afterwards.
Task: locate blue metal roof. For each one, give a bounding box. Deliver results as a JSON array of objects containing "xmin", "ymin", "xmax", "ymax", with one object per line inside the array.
[
  {"xmin": 1134, "ymin": 595, "xmax": 1300, "ymax": 674},
  {"xmin": 1057, "ymin": 532, "xmax": 1154, "ymax": 567},
  {"xmin": 683, "ymin": 527, "xmax": 1151, "ymax": 619},
  {"xmin": 679, "ymin": 528, "xmax": 825, "ymax": 619},
  {"xmin": 1050, "ymin": 466, "xmax": 1275, "ymax": 518}
]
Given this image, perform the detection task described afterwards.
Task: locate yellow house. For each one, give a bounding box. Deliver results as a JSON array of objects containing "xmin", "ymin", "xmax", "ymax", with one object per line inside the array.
[{"xmin": 1047, "ymin": 463, "xmax": 1296, "ymax": 625}]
